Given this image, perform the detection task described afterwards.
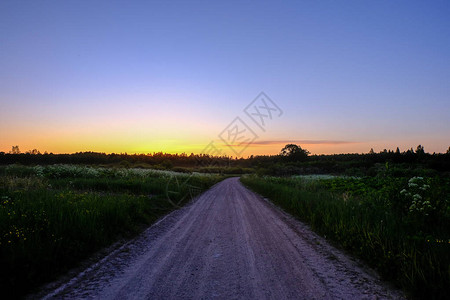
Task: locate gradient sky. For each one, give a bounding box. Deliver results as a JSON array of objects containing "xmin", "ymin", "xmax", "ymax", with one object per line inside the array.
[{"xmin": 1, "ymin": 0, "xmax": 449, "ymax": 156}]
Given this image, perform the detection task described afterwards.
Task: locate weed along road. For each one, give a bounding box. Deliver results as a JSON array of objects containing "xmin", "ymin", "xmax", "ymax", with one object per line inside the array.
[{"xmin": 40, "ymin": 177, "xmax": 403, "ymax": 299}]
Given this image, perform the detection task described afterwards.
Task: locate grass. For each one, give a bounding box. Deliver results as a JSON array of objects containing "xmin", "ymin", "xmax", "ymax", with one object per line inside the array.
[
  {"xmin": 241, "ymin": 174, "xmax": 450, "ymax": 300},
  {"xmin": 0, "ymin": 164, "xmax": 223, "ymax": 299}
]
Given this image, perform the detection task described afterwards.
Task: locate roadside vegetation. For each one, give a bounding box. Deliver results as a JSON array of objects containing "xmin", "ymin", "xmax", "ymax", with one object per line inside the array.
[
  {"xmin": 241, "ymin": 171, "xmax": 450, "ymax": 299},
  {"xmin": 0, "ymin": 164, "xmax": 223, "ymax": 298}
]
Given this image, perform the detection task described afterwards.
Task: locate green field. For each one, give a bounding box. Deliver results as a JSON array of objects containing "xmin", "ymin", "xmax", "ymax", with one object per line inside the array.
[
  {"xmin": 0, "ymin": 164, "xmax": 223, "ymax": 298},
  {"xmin": 241, "ymin": 173, "xmax": 450, "ymax": 299}
]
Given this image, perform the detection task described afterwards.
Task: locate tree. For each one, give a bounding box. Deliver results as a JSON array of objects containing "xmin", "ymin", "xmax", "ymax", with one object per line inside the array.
[
  {"xmin": 26, "ymin": 149, "xmax": 40, "ymax": 155},
  {"xmin": 447, "ymin": 147, "xmax": 450, "ymax": 154},
  {"xmin": 415, "ymin": 145, "xmax": 425, "ymax": 155},
  {"xmin": 9, "ymin": 145, "xmax": 20, "ymax": 154},
  {"xmin": 280, "ymin": 144, "xmax": 310, "ymax": 162}
]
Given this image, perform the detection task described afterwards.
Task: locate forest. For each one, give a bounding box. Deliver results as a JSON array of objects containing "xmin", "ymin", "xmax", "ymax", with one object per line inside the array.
[{"xmin": 1, "ymin": 145, "xmax": 450, "ymax": 176}]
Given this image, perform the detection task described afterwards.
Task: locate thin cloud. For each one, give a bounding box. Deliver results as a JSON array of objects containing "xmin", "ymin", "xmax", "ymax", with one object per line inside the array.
[
  {"xmin": 254, "ymin": 140, "xmax": 357, "ymax": 145},
  {"xmin": 220, "ymin": 140, "xmax": 358, "ymax": 147}
]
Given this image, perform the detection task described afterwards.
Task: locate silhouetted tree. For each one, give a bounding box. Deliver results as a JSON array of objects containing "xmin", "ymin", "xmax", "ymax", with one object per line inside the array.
[
  {"xmin": 26, "ymin": 149, "xmax": 40, "ymax": 155},
  {"xmin": 280, "ymin": 144, "xmax": 310, "ymax": 162},
  {"xmin": 9, "ymin": 146, "xmax": 20, "ymax": 154},
  {"xmin": 416, "ymin": 145, "xmax": 425, "ymax": 155},
  {"xmin": 415, "ymin": 144, "xmax": 425, "ymax": 161}
]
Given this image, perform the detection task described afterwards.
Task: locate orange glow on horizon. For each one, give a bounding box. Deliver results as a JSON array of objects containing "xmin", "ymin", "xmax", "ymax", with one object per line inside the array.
[{"xmin": 1, "ymin": 136, "xmax": 448, "ymax": 157}]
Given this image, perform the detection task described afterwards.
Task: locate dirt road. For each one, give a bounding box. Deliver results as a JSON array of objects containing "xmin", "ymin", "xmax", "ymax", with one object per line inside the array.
[{"xmin": 40, "ymin": 177, "xmax": 404, "ymax": 299}]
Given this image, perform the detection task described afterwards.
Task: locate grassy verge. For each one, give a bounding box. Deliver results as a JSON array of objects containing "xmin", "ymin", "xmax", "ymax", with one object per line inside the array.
[
  {"xmin": 241, "ymin": 175, "xmax": 450, "ymax": 300},
  {"xmin": 0, "ymin": 164, "xmax": 223, "ymax": 298}
]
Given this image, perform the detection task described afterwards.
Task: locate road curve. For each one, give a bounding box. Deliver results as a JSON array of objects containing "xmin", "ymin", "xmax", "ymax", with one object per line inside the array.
[{"xmin": 40, "ymin": 177, "xmax": 403, "ymax": 299}]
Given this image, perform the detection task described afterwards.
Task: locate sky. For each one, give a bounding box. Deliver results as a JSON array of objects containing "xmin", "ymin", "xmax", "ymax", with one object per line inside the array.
[{"xmin": 1, "ymin": 0, "xmax": 449, "ymax": 156}]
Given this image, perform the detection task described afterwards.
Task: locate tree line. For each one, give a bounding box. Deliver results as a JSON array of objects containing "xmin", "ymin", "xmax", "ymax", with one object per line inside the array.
[{"xmin": 1, "ymin": 144, "xmax": 450, "ymax": 174}]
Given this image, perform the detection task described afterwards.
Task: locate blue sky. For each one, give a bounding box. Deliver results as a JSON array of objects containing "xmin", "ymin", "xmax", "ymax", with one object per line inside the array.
[{"xmin": 1, "ymin": 1, "xmax": 449, "ymax": 155}]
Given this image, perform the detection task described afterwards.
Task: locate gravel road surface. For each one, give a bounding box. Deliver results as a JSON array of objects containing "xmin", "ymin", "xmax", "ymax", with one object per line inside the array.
[{"xmin": 39, "ymin": 177, "xmax": 404, "ymax": 299}]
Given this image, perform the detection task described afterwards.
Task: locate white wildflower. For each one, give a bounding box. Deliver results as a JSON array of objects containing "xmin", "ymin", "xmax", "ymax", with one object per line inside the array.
[{"xmin": 413, "ymin": 194, "xmax": 422, "ymax": 201}]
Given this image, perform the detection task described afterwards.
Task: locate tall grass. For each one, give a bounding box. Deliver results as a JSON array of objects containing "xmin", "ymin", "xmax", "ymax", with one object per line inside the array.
[
  {"xmin": 241, "ymin": 175, "xmax": 450, "ymax": 300},
  {"xmin": 0, "ymin": 165, "xmax": 223, "ymax": 298}
]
